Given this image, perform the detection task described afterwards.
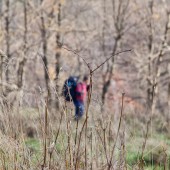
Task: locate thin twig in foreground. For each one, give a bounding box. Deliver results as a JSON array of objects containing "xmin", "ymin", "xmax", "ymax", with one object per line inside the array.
[{"xmin": 91, "ymin": 49, "xmax": 132, "ymax": 73}]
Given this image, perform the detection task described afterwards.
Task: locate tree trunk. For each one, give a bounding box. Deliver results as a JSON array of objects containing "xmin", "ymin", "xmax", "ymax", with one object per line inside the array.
[
  {"xmin": 54, "ymin": 2, "xmax": 61, "ymax": 110},
  {"xmin": 101, "ymin": 0, "xmax": 128, "ymax": 110},
  {"xmin": 147, "ymin": 0, "xmax": 153, "ymax": 109},
  {"xmin": 17, "ymin": 0, "xmax": 28, "ymax": 89},
  {"xmin": 5, "ymin": 0, "xmax": 10, "ymax": 82},
  {"xmin": 101, "ymin": 36, "xmax": 120, "ymax": 110},
  {"xmin": 168, "ymin": 83, "xmax": 170, "ymax": 124},
  {"xmin": 0, "ymin": 0, "xmax": 2, "ymax": 14},
  {"xmin": 40, "ymin": 0, "xmax": 49, "ymax": 95},
  {"xmin": 151, "ymin": 11, "xmax": 170, "ymax": 115},
  {"xmin": 0, "ymin": 53, "xmax": 3, "ymax": 94}
]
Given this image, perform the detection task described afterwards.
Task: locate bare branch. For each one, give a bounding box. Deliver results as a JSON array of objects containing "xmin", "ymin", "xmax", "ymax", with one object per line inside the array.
[
  {"xmin": 61, "ymin": 45, "xmax": 91, "ymax": 70},
  {"xmin": 91, "ymin": 49, "xmax": 132, "ymax": 73},
  {"xmin": 62, "ymin": 44, "xmax": 132, "ymax": 73}
]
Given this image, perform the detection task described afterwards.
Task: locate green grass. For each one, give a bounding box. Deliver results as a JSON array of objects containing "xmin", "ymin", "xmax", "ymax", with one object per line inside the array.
[
  {"xmin": 23, "ymin": 126, "xmax": 170, "ymax": 169},
  {"xmin": 25, "ymin": 138, "xmax": 40, "ymax": 152},
  {"xmin": 125, "ymin": 132, "xmax": 170, "ymax": 169},
  {"xmin": 17, "ymin": 108, "xmax": 170, "ymax": 169},
  {"xmin": 25, "ymin": 138, "xmax": 42, "ymax": 164}
]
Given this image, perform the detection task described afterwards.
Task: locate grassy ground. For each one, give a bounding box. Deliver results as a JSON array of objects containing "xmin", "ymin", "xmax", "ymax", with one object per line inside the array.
[
  {"xmin": 24, "ymin": 132, "xmax": 170, "ymax": 169},
  {"xmin": 22, "ymin": 108, "xmax": 170, "ymax": 170},
  {"xmin": 0, "ymin": 100, "xmax": 170, "ymax": 169}
]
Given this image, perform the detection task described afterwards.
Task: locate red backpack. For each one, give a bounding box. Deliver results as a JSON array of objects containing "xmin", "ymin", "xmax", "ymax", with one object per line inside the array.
[{"xmin": 75, "ymin": 83, "xmax": 87, "ymax": 102}]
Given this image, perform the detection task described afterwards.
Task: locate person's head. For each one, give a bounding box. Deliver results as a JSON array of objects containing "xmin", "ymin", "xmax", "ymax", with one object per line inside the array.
[{"xmin": 83, "ymin": 75, "xmax": 88, "ymax": 83}]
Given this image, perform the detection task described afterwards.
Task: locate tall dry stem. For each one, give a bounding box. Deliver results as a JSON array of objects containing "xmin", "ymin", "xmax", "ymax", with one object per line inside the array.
[
  {"xmin": 108, "ymin": 92, "xmax": 125, "ymax": 169},
  {"xmin": 42, "ymin": 97, "xmax": 48, "ymax": 169}
]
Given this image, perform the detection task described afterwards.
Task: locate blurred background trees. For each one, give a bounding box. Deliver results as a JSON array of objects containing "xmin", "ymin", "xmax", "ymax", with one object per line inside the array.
[{"xmin": 0, "ymin": 0, "xmax": 170, "ymax": 117}]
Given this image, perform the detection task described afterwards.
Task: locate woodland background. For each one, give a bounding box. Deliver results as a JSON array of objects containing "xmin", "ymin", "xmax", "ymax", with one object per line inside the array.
[{"xmin": 0, "ymin": 0, "xmax": 170, "ymax": 169}]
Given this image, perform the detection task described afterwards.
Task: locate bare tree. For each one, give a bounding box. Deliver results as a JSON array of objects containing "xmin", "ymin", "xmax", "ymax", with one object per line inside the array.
[
  {"xmin": 146, "ymin": 0, "xmax": 154, "ymax": 109},
  {"xmin": 40, "ymin": 0, "xmax": 49, "ymax": 94},
  {"xmin": 0, "ymin": 0, "xmax": 2, "ymax": 13},
  {"xmin": 133, "ymin": 0, "xmax": 170, "ymax": 115},
  {"xmin": 101, "ymin": 0, "xmax": 130, "ymax": 109},
  {"xmin": 0, "ymin": 50, "xmax": 6, "ymax": 94},
  {"xmin": 151, "ymin": 10, "xmax": 170, "ymax": 114},
  {"xmin": 54, "ymin": 1, "xmax": 62, "ymax": 109},
  {"xmin": 17, "ymin": 0, "xmax": 28, "ymax": 89},
  {"xmin": 5, "ymin": 0, "xmax": 10, "ymax": 82},
  {"xmin": 143, "ymin": 0, "xmax": 170, "ymax": 114}
]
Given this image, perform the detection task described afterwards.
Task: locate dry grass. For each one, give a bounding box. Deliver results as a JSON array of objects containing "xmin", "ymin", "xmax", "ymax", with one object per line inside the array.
[{"xmin": 0, "ymin": 90, "xmax": 170, "ymax": 170}]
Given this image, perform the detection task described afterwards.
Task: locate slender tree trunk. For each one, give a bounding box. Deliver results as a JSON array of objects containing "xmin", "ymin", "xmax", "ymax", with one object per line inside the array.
[
  {"xmin": 147, "ymin": 0, "xmax": 153, "ymax": 109},
  {"xmin": 40, "ymin": 0, "xmax": 49, "ymax": 95},
  {"xmin": 54, "ymin": 2, "xmax": 61, "ymax": 110},
  {"xmin": 0, "ymin": 53, "xmax": 3, "ymax": 94},
  {"xmin": 101, "ymin": 0, "xmax": 128, "ymax": 109},
  {"xmin": 101, "ymin": 0, "xmax": 107, "ymax": 110},
  {"xmin": 151, "ymin": 11, "xmax": 170, "ymax": 115},
  {"xmin": 167, "ymin": 83, "xmax": 170, "ymax": 124},
  {"xmin": 5, "ymin": 0, "xmax": 10, "ymax": 82},
  {"xmin": 101, "ymin": 36, "xmax": 120, "ymax": 109},
  {"xmin": 17, "ymin": 0, "xmax": 28, "ymax": 89},
  {"xmin": 0, "ymin": 0, "xmax": 2, "ymax": 14}
]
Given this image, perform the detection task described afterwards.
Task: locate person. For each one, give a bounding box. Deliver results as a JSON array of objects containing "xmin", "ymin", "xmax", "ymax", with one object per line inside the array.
[{"xmin": 74, "ymin": 75, "xmax": 89, "ymax": 120}]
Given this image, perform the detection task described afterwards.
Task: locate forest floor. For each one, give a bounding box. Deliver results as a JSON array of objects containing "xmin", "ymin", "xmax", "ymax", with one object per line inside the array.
[
  {"xmin": 0, "ymin": 105, "xmax": 170, "ymax": 169},
  {"xmin": 22, "ymin": 106, "xmax": 170, "ymax": 170}
]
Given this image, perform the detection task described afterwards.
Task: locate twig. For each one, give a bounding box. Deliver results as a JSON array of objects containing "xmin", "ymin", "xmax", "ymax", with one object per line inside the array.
[
  {"xmin": 62, "ymin": 46, "xmax": 90, "ymax": 70},
  {"xmin": 42, "ymin": 97, "xmax": 48, "ymax": 169},
  {"xmin": 62, "ymin": 45, "xmax": 132, "ymax": 74},
  {"xmin": 91, "ymin": 49, "xmax": 132, "ymax": 73},
  {"xmin": 49, "ymin": 111, "xmax": 63, "ymax": 169}
]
